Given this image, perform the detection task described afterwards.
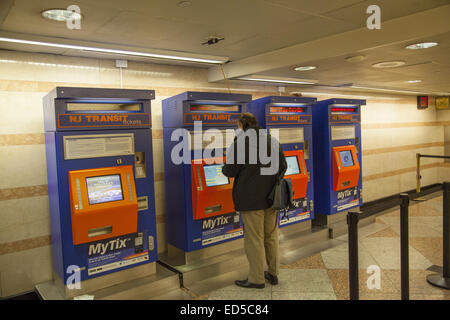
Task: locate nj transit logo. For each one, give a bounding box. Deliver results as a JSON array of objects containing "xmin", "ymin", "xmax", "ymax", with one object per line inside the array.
[{"xmin": 58, "ymin": 113, "xmax": 151, "ymax": 128}]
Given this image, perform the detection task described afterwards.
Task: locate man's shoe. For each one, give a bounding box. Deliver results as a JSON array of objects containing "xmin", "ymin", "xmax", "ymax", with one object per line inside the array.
[
  {"xmin": 264, "ymin": 271, "xmax": 278, "ymax": 285},
  {"xmin": 235, "ymin": 279, "xmax": 265, "ymax": 289}
]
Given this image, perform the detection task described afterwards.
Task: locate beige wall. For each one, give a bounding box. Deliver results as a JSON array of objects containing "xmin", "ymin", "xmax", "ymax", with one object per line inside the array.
[{"xmin": 1, "ymin": 49, "xmax": 449, "ymax": 297}]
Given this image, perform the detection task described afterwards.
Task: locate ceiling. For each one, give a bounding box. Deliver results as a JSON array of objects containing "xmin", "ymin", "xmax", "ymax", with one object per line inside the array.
[{"xmin": 0, "ymin": 0, "xmax": 449, "ymax": 94}]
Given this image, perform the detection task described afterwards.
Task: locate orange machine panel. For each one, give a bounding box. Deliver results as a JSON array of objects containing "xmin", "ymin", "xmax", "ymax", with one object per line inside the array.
[
  {"xmin": 332, "ymin": 145, "xmax": 360, "ymax": 191},
  {"xmin": 284, "ymin": 150, "xmax": 309, "ymax": 199},
  {"xmin": 191, "ymin": 157, "xmax": 234, "ymax": 220},
  {"xmin": 69, "ymin": 165, "xmax": 138, "ymax": 245}
]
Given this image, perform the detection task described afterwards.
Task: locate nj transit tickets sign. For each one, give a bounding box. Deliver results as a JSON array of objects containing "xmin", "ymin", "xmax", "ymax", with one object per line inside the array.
[
  {"xmin": 266, "ymin": 114, "xmax": 311, "ymax": 125},
  {"xmin": 329, "ymin": 114, "xmax": 360, "ymax": 124},
  {"xmin": 58, "ymin": 113, "xmax": 151, "ymax": 128},
  {"xmin": 184, "ymin": 113, "xmax": 241, "ymax": 126}
]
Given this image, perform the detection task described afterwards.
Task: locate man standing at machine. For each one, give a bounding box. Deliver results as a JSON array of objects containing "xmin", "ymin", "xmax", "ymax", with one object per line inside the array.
[{"xmin": 222, "ymin": 113, "xmax": 287, "ymax": 289}]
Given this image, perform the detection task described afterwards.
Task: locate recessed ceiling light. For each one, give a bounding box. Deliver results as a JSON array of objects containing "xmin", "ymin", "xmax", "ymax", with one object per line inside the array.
[
  {"xmin": 294, "ymin": 66, "xmax": 316, "ymax": 71},
  {"xmin": 372, "ymin": 61, "xmax": 406, "ymax": 68},
  {"xmin": 41, "ymin": 9, "xmax": 82, "ymax": 22},
  {"xmin": 406, "ymin": 80, "xmax": 422, "ymax": 83},
  {"xmin": 405, "ymin": 42, "xmax": 438, "ymax": 50},
  {"xmin": 178, "ymin": 1, "xmax": 192, "ymax": 7},
  {"xmin": 345, "ymin": 55, "xmax": 366, "ymax": 62}
]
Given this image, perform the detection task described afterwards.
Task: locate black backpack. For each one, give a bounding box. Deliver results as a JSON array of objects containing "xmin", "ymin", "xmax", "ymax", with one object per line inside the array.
[{"xmin": 268, "ymin": 166, "xmax": 295, "ymax": 219}]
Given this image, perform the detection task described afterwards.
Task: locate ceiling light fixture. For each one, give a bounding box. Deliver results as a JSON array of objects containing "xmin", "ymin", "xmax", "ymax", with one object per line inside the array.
[
  {"xmin": 405, "ymin": 42, "xmax": 438, "ymax": 50},
  {"xmin": 178, "ymin": 1, "xmax": 192, "ymax": 7},
  {"xmin": 406, "ymin": 80, "xmax": 422, "ymax": 83},
  {"xmin": 0, "ymin": 37, "xmax": 228, "ymax": 64},
  {"xmin": 294, "ymin": 66, "xmax": 316, "ymax": 71},
  {"xmin": 345, "ymin": 55, "xmax": 366, "ymax": 62},
  {"xmin": 350, "ymin": 85, "xmax": 424, "ymax": 95},
  {"xmin": 372, "ymin": 61, "xmax": 406, "ymax": 68},
  {"xmin": 238, "ymin": 75, "xmax": 317, "ymax": 85},
  {"xmin": 41, "ymin": 9, "xmax": 82, "ymax": 22}
]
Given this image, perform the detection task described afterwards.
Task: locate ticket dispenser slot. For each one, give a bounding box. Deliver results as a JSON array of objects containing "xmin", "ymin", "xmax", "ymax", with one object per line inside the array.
[
  {"xmin": 69, "ymin": 165, "xmax": 138, "ymax": 245},
  {"xmin": 332, "ymin": 145, "xmax": 360, "ymax": 191},
  {"xmin": 284, "ymin": 150, "xmax": 309, "ymax": 199},
  {"xmin": 191, "ymin": 157, "xmax": 234, "ymax": 220}
]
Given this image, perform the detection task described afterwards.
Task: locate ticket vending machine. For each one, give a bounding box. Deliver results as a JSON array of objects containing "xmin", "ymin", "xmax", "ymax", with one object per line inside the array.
[
  {"xmin": 312, "ymin": 98, "xmax": 366, "ymax": 237},
  {"xmin": 43, "ymin": 87, "xmax": 158, "ymax": 297},
  {"xmin": 247, "ymin": 96, "xmax": 317, "ymax": 232},
  {"xmin": 162, "ymin": 91, "xmax": 252, "ymax": 265}
]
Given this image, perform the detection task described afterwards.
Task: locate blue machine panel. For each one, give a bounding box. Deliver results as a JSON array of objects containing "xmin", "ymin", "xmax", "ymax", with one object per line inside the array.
[
  {"xmin": 247, "ymin": 96, "xmax": 317, "ymax": 227},
  {"xmin": 44, "ymin": 87, "xmax": 158, "ymax": 284},
  {"xmin": 162, "ymin": 91, "xmax": 252, "ymax": 252},
  {"xmin": 312, "ymin": 98, "xmax": 366, "ymax": 215}
]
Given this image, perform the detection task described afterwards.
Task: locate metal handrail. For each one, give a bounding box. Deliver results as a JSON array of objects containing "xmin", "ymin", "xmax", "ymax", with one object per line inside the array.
[
  {"xmin": 416, "ymin": 153, "xmax": 450, "ymax": 193},
  {"xmin": 347, "ymin": 194, "xmax": 410, "ymax": 300}
]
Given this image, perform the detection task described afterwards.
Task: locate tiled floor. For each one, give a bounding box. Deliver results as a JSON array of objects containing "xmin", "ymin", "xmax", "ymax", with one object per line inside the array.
[{"xmin": 205, "ymin": 195, "xmax": 450, "ymax": 300}]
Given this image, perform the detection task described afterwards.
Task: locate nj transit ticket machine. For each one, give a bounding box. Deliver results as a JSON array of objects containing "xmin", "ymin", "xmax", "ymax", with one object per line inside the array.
[
  {"xmin": 162, "ymin": 92, "xmax": 251, "ymax": 264},
  {"xmin": 247, "ymin": 96, "xmax": 317, "ymax": 231},
  {"xmin": 44, "ymin": 87, "xmax": 157, "ymax": 297},
  {"xmin": 312, "ymin": 98, "xmax": 365, "ymax": 237}
]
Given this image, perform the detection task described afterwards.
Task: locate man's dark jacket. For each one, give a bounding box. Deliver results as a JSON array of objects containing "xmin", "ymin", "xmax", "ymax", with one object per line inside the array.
[{"xmin": 222, "ymin": 126, "xmax": 287, "ymax": 212}]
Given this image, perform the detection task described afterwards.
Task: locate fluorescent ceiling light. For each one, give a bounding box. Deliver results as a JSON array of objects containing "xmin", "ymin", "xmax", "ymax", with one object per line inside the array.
[
  {"xmin": 0, "ymin": 37, "xmax": 228, "ymax": 64},
  {"xmin": 406, "ymin": 80, "xmax": 422, "ymax": 83},
  {"xmin": 294, "ymin": 66, "xmax": 316, "ymax": 71},
  {"xmin": 405, "ymin": 42, "xmax": 438, "ymax": 50},
  {"xmin": 42, "ymin": 9, "xmax": 82, "ymax": 22},
  {"xmin": 238, "ymin": 75, "xmax": 317, "ymax": 85},
  {"xmin": 350, "ymin": 85, "xmax": 424, "ymax": 94}
]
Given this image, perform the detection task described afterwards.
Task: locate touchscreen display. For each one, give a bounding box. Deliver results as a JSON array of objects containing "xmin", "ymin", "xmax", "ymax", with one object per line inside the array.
[
  {"xmin": 340, "ymin": 150, "xmax": 354, "ymax": 167},
  {"xmin": 86, "ymin": 174, "xmax": 124, "ymax": 205},
  {"xmin": 203, "ymin": 164, "xmax": 229, "ymax": 187},
  {"xmin": 285, "ymin": 156, "xmax": 300, "ymax": 176}
]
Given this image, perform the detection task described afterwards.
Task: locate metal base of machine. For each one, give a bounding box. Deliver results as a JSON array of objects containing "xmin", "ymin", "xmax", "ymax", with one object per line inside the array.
[
  {"xmin": 279, "ymin": 222, "xmax": 338, "ymax": 265},
  {"xmin": 35, "ymin": 262, "xmax": 180, "ymax": 300},
  {"xmin": 427, "ymin": 274, "xmax": 450, "ymax": 290},
  {"xmin": 160, "ymin": 240, "xmax": 247, "ymax": 287}
]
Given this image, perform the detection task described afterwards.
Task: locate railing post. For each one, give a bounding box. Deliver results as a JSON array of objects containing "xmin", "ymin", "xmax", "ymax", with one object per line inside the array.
[
  {"xmin": 427, "ymin": 182, "xmax": 450, "ymax": 289},
  {"xmin": 444, "ymin": 182, "xmax": 450, "ymax": 279},
  {"xmin": 400, "ymin": 193, "xmax": 410, "ymax": 300},
  {"xmin": 416, "ymin": 153, "xmax": 421, "ymax": 193},
  {"xmin": 347, "ymin": 211, "xmax": 360, "ymax": 300}
]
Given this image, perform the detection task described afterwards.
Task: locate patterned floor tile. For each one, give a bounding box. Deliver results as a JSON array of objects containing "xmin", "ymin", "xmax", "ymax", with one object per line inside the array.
[
  {"xmin": 361, "ymin": 237, "xmax": 433, "ymax": 270},
  {"xmin": 327, "ymin": 268, "xmax": 399, "ymax": 300},
  {"xmin": 409, "ymin": 237, "xmax": 443, "ymax": 265},
  {"xmin": 321, "ymin": 242, "xmax": 378, "ymax": 269},
  {"xmin": 366, "ymin": 227, "xmax": 399, "ymax": 238},
  {"xmin": 383, "ymin": 269, "xmax": 450, "ymax": 297},
  {"xmin": 281, "ymin": 253, "xmax": 326, "ymax": 269},
  {"xmin": 272, "ymin": 269, "xmax": 335, "ymax": 293}
]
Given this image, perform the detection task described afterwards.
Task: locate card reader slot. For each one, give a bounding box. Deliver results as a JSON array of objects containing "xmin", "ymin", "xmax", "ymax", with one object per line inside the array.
[
  {"xmin": 205, "ymin": 205, "xmax": 221, "ymax": 215},
  {"xmin": 355, "ymin": 137, "xmax": 360, "ymax": 153},
  {"xmin": 341, "ymin": 181, "xmax": 350, "ymax": 187},
  {"xmin": 304, "ymin": 140, "xmax": 310, "ymax": 159},
  {"xmin": 137, "ymin": 196, "xmax": 148, "ymax": 211},
  {"xmin": 88, "ymin": 226, "xmax": 112, "ymax": 238},
  {"xmin": 196, "ymin": 166, "xmax": 203, "ymax": 191}
]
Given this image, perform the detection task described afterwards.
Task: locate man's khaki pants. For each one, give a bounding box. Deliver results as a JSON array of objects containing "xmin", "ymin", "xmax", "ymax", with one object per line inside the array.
[{"xmin": 241, "ymin": 207, "xmax": 279, "ymax": 284}]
